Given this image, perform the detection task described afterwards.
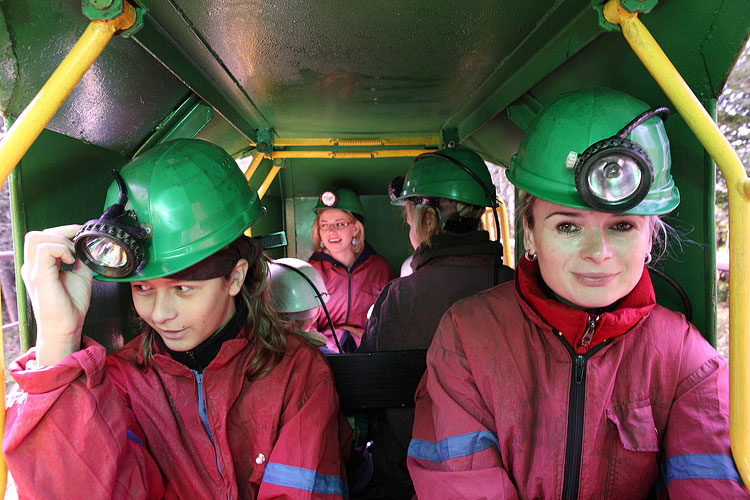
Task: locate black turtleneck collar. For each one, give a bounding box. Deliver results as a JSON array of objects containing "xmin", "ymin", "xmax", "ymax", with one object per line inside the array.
[{"xmin": 155, "ymin": 303, "xmax": 247, "ymax": 372}]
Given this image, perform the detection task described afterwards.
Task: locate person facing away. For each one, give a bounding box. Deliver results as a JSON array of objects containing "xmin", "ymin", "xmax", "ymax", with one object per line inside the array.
[
  {"xmin": 407, "ymin": 87, "xmax": 750, "ymax": 499},
  {"xmin": 267, "ymin": 257, "xmax": 333, "ymax": 352},
  {"xmin": 358, "ymin": 146, "xmax": 514, "ymax": 499},
  {"xmin": 3, "ymin": 139, "xmax": 349, "ymax": 499},
  {"xmin": 308, "ymin": 187, "xmax": 396, "ymax": 352}
]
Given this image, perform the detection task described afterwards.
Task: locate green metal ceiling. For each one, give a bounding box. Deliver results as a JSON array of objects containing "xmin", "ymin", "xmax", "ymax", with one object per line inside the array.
[{"xmin": 0, "ymin": 0, "xmax": 747, "ymax": 176}]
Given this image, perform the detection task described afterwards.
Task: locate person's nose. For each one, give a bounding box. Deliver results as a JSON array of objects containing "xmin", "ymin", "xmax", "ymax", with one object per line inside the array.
[
  {"xmin": 580, "ymin": 227, "xmax": 612, "ymax": 263},
  {"xmin": 151, "ymin": 290, "xmax": 178, "ymax": 324}
]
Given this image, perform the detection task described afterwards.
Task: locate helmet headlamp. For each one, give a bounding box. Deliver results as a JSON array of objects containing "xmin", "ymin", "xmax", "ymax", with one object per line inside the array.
[
  {"xmin": 574, "ymin": 107, "xmax": 669, "ymax": 213},
  {"xmin": 320, "ymin": 190, "xmax": 338, "ymax": 207},
  {"xmin": 74, "ymin": 169, "xmax": 150, "ymax": 278}
]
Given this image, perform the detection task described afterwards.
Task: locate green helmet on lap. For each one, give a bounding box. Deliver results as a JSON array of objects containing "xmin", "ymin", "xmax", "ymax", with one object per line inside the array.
[{"xmin": 507, "ymin": 87, "xmax": 679, "ymax": 215}]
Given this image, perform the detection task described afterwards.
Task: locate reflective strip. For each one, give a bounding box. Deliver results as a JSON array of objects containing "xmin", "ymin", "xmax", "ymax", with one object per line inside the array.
[
  {"xmin": 408, "ymin": 430, "xmax": 499, "ymax": 463},
  {"xmin": 664, "ymin": 453, "xmax": 743, "ymax": 484},
  {"xmin": 126, "ymin": 429, "xmax": 144, "ymax": 447},
  {"xmin": 263, "ymin": 462, "xmax": 348, "ymax": 498}
]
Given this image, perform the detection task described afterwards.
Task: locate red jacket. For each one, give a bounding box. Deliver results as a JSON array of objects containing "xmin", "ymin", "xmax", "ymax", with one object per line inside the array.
[
  {"xmin": 4, "ymin": 333, "xmax": 349, "ymax": 499},
  {"xmin": 408, "ymin": 258, "xmax": 748, "ymax": 499},
  {"xmin": 309, "ymin": 243, "xmax": 396, "ymax": 351}
]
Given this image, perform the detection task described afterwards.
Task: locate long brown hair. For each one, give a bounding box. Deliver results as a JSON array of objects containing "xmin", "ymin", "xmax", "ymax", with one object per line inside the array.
[{"xmin": 132, "ymin": 255, "xmax": 291, "ymax": 380}]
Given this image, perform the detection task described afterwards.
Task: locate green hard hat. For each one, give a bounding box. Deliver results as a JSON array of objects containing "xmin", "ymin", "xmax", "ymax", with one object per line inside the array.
[
  {"xmin": 269, "ymin": 258, "xmax": 330, "ymax": 313},
  {"xmin": 314, "ymin": 187, "xmax": 365, "ymax": 221},
  {"xmin": 393, "ymin": 146, "xmax": 495, "ymax": 207},
  {"xmin": 507, "ymin": 87, "xmax": 679, "ymax": 215},
  {"xmin": 98, "ymin": 139, "xmax": 266, "ymax": 281}
]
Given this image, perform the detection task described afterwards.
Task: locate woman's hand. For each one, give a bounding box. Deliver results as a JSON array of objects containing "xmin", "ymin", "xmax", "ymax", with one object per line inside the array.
[{"xmin": 21, "ymin": 225, "xmax": 93, "ymax": 366}]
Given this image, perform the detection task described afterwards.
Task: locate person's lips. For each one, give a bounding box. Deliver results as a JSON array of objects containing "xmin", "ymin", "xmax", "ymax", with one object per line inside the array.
[{"xmin": 572, "ymin": 272, "xmax": 617, "ymax": 286}]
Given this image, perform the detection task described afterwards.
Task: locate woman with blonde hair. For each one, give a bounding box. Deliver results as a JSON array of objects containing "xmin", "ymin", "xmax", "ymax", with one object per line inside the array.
[
  {"xmin": 359, "ymin": 146, "xmax": 514, "ymax": 499},
  {"xmin": 408, "ymin": 88, "xmax": 748, "ymax": 499},
  {"xmin": 308, "ymin": 187, "xmax": 396, "ymax": 352}
]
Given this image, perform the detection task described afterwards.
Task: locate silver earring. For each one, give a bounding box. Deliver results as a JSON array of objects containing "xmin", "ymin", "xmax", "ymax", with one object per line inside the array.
[
  {"xmin": 320, "ymin": 241, "xmax": 325, "ymax": 248},
  {"xmin": 645, "ymin": 253, "xmax": 652, "ymax": 264},
  {"xmin": 352, "ymin": 237, "xmax": 359, "ymax": 246},
  {"xmin": 524, "ymin": 250, "xmax": 537, "ymax": 262}
]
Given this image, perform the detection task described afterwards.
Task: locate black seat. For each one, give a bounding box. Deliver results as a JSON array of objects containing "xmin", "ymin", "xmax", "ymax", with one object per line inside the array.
[{"xmin": 325, "ymin": 350, "xmax": 428, "ymax": 411}]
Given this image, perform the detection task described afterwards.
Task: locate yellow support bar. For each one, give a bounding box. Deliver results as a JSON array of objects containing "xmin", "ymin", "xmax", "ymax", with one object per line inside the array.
[
  {"xmin": 257, "ymin": 165, "xmax": 282, "ymax": 200},
  {"xmin": 243, "ymin": 153, "xmax": 265, "ymax": 181},
  {"xmin": 270, "ymin": 149, "xmax": 433, "ymax": 160},
  {"xmin": 498, "ymin": 201, "xmax": 513, "ymax": 268},
  {"xmin": 0, "ymin": 5, "xmax": 136, "ymax": 185},
  {"xmin": 272, "ymin": 136, "xmax": 441, "ymax": 147},
  {"xmin": 0, "ymin": 5, "xmax": 136, "ymax": 492},
  {"xmin": 604, "ymin": 0, "xmax": 750, "ymax": 485}
]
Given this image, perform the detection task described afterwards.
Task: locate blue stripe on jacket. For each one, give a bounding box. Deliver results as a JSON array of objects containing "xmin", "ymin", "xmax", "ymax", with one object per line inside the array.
[
  {"xmin": 263, "ymin": 462, "xmax": 349, "ymax": 498},
  {"xmin": 408, "ymin": 430, "xmax": 500, "ymax": 463},
  {"xmin": 662, "ymin": 453, "xmax": 743, "ymax": 484}
]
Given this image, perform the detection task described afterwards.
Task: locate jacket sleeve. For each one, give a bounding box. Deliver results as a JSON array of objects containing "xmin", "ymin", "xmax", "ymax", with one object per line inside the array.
[
  {"xmin": 257, "ymin": 348, "xmax": 350, "ymax": 499},
  {"xmin": 407, "ymin": 311, "xmax": 519, "ymax": 499},
  {"xmin": 3, "ymin": 337, "xmax": 165, "ymax": 500},
  {"xmin": 661, "ymin": 328, "xmax": 750, "ymax": 498}
]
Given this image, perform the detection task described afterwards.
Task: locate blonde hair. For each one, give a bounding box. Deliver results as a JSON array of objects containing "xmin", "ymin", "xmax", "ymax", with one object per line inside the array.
[
  {"xmin": 406, "ymin": 200, "xmax": 485, "ymax": 248},
  {"xmin": 310, "ymin": 209, "xmax": 365, "ymax": 255},
  {"xmin": 132, "ymin": 255, "xmax": 291, "ymax": 380}
]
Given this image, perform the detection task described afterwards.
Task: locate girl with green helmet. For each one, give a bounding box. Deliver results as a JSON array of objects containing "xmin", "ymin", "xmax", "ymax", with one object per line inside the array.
[
  {"xmin": 6, "ymin": 139, "xmax": 349, "ymax": 499},
  {"xmin": 308, "ymin": 187, "xmax": 396, "ymax": 352},
  {"xmin": 408, "ymin": 88, "xmax": 748, "ymax": 499},
  {"xmin": 359, "ymin": 146, "xmax": 514, "ymax": 499}
]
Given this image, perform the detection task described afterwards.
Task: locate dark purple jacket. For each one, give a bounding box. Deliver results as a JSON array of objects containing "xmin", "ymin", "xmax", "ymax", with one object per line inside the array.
[{"xmin": 359, "ymin": 230, "xmax": 513, "ymax": 499}]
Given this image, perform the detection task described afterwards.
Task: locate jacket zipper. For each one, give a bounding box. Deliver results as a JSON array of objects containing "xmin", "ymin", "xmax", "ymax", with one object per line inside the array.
[
  {"xmin": 579, "ymin": 315, "xmax": 599, "ymax": 349},
  {"xmin": 194, "ymin": 371, "xmax": 228, "ymax": 494},
  {"xmin": 559, "ymin": 319, "xmax": 610, "ymax": 500}
]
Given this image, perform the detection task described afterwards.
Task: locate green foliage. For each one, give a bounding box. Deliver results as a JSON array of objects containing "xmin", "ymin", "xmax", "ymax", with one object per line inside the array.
[{"xmin": 716, "ymin": 39, "xmax": 750, "ymax": 250}]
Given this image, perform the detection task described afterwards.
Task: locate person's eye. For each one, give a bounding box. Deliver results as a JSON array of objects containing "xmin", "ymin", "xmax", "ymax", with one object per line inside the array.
[
  {"xmin": 319, "ymin": 224, "xmax": 329, "ymax": 231},
  {"xmin": 132, "ymin": 284, "xmax": 151, "ymax": 293},
  {"xmin": 611, "ymin": 222, "xmax": 634, "ymax": 232},
  {"xmin": 556, "ymin": 223, "xmax": 579, "ymax": 235},
  {"xmin": 175, "ymin": 285, "xmax": 194, "ymax": 293},
  {"xmin": 336, "ymin": 222, "xmax": 348, "ymax": 229}
]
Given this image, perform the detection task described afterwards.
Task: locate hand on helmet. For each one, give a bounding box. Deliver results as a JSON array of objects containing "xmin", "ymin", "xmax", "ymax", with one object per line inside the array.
[{"xmin": 21, "ymin": 225, "xmax": 93, "ymax": 366}]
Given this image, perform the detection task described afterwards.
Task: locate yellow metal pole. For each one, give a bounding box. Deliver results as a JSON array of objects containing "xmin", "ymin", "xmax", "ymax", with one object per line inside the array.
[
  {"xmin": 498, "ymin": 201, "xmax": 513, "ymax": 268},
  {"xmin": 257, "ymin": 166, "xmax": 282, "ymax": 200},
  {"xmin": 604, "ymin": 0, "xmax": 750, "ymax": 485},
  {"xmin": 272, "ymin": 136, "xmax": 441, "ymax": 147},
  {"xmin": 0, "ymin": 5, "xmax": 136, "ymax": 184},
  {"xmin": 0, "ymin": 6, "xmax": 135, "ymax": 492},
  {"xmin": 270, "ymin": 149, "xmax": 433, "ymax": 159},
  {"xmin": 243, "ymin": 153, "xmax": 265, "ymax": 181}
]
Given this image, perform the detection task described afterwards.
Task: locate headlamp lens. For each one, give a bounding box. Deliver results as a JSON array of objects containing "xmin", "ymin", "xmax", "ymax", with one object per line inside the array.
[
  {"xmin": 586, "ymin": 154, "xmax": 642, "ymax": 203},
  {"xmin": 84, "ymin": 236, "xmax": 129, "ymax": 269}
]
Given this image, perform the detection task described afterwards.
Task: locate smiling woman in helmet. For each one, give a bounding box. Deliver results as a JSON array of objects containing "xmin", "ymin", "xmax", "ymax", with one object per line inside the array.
[
  {"xmin": 6, "ymin": 139, "xmax": 348, "ymax": 499},
  {"xmin": 407, "ymin": 88, "xmax": 749, "ymax": 499},
  {"xmin": 308, "ymin": 187, "xmax": 396, "ymax": 352}
]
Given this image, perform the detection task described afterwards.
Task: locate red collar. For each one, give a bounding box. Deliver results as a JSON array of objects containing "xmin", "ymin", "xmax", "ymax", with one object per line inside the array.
[{"xmin": 515, "ymin": 256, "xmax": 656, "ymax": 354}]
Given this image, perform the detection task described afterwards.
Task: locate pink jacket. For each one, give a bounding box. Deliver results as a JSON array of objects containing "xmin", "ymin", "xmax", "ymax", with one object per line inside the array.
[
  {"xmin": 310, "ymin": 243, "xmax": 396, "ymax": 351},
  {"xmin": 4, "ymin": 333, "xmax": 349, "ymax": 499},
  {"xmin": 408, "ymin": 258, "xmax": 748, "ymax": 499}
]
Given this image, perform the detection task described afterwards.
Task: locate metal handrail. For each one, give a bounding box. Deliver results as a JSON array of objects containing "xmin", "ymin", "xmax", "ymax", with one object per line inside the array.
[{"xmin": 604, "ymin": 0, "xmax": 750, "ymax": 485}]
